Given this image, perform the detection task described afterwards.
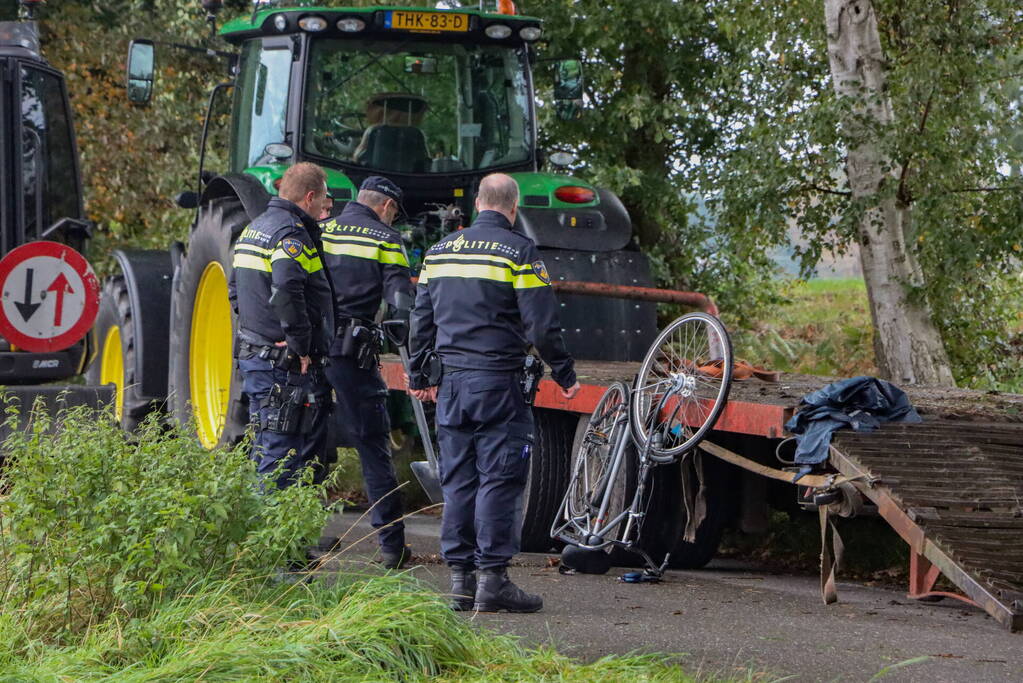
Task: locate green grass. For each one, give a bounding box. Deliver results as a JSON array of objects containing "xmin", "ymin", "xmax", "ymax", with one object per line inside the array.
[
  {"xmin": 0, "ymin": 403, "xmax": 744, "ymax": 682},
  {"xmin": 0, "ymin": 572, "xmax": 724, "ymax": 681},
  {"xmin": 731, "ymin": 278, "xmax": 877, "ymax": 378}
]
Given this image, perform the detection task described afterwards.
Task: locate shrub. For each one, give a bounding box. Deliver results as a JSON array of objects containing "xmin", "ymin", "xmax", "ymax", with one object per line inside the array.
[{"xmin": 0, "ymin": 401, "xmax": 328, "ymax": 639}]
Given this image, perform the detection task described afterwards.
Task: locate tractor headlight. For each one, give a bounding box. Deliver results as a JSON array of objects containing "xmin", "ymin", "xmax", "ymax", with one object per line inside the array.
[
  {"xmin": 336, "ymin": 17, "xmax": 366, "ymax": 33},
  {"xmin": 298, "ymin": 16, "xmax": 328, "ymax": 32},
  {"xmin": 519, "ymin": 26, "xmax": 542, "ymax": 42},
  {"xmin": 272, "ymin": 14, "xmax": 288, "ymax": 32},
  {"xmin": 484, "ymin": 24, "xmax": 513, "ymax": 40}
]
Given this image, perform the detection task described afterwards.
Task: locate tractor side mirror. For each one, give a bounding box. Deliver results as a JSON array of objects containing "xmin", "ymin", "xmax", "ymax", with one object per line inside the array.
[
  {"xmin": 126, "ymin": 39, "xmax": 156, "ymax": 105},
  {"xmin": 554, "ymin": 59, "xmax": 584, "ymax": 121},
  {"xmin": 382, "ymin": 319, "xmax": 410, "ymax": 347}
]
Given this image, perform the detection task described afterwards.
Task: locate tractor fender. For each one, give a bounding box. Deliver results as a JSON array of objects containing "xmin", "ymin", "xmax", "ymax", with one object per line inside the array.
[
  {"xmin": 200, "ymin": 173, "xmax": 271, "ymax": 222},
  {"xmin": 111, "ymin": 249, "xmax": 174, "ymax": 401}
]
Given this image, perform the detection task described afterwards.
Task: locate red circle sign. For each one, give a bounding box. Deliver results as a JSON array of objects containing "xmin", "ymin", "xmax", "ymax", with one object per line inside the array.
[{"xmin": 0, "ymin": 241, "xmax": 100, "ymax": 353}]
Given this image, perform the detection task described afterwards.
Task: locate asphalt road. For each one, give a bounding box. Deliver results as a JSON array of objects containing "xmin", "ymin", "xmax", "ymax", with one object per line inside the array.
[{"xmin": 320, "ymin": 511, "xmax": 1023, "ymax": 682}]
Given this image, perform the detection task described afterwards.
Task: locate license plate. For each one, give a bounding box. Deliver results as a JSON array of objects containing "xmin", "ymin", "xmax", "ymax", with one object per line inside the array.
[{"xmin": 385, "ymin": 10, "xmax": 469, "ymax": 33}]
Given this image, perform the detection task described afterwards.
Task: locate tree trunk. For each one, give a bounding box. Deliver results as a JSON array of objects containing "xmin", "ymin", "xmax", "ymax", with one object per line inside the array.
[{"xmin": 823, "ymin": 0, "xmax": 955, "ymax": 386}]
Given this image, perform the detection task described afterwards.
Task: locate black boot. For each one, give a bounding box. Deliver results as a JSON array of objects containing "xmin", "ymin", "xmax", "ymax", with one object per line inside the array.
[
  {"xmin": 449, "ymin": 567, "xmax": 477, "ymax": 611},
  {"xmin": 473, "ymin": 567, "xmax": 543, "ymax": 613}
]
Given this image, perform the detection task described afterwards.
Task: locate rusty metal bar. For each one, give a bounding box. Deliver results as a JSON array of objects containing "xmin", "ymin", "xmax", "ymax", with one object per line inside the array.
[
  {"xmin": 552, "ymin": 280, "xmax": 720, "ymax": 316},
  {"xmin": 830, "ymin": 445, "xmax": 1023, "ymax": 631}
]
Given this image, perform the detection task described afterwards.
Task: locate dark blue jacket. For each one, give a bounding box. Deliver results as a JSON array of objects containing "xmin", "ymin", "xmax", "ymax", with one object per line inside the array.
[
  {"xmin": 228, "ymin": 197, "xmax": 334, "ymax": 358},
  {"xmin": 320, "ymin": 201, "xmax": 414, "ymax": 355},
  {"xmin": 408, "ymin": 210, "xmax": 576, "ymax": 389},
  {"xmin": 785, "ymin": 375, "xmax": 922, "ymax": 466}
]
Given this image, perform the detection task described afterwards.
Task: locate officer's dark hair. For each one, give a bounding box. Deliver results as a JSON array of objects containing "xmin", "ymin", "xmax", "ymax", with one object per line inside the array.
[
  {"xmin": 357, "ymin": 189, "xmax": 391, "ymax": 208},
  {"xmin": 476, "ymin": 173, "xmax": 519, "ymax": 213},
  {"xmin": 279, "ymin": 162, "xmax": 327, "ymax": 203}
]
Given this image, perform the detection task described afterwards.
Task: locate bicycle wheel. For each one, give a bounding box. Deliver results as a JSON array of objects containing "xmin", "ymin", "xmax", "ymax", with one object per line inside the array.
[
  {"xmin": 552, "ymin": 382, "xmax": 630, "ymax": 547},
  {"xmin": 630, "ymin": 313, "xmax": 732, "ymax": 462}
]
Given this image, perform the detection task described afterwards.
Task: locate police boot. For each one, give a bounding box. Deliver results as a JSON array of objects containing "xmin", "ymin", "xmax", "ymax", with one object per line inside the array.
[
  {"xmin": 449, "ymin": 567, "xmax": 477, "ymax": 611},
  {"xmin": 473, "ymin": 567, "xmax": 543, "ymax": 613}
]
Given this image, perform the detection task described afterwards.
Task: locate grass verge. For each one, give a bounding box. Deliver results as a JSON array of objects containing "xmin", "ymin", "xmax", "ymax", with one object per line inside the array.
[{"xmin": 0, "ymin": 401, "xmax": 733, "ymax": 682}]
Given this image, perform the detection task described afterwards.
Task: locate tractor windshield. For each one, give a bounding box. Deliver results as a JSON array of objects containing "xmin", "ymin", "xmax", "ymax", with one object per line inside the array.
[{"xmin": 303, "ymin": 39, "xmax": 533, "ymax": 174}]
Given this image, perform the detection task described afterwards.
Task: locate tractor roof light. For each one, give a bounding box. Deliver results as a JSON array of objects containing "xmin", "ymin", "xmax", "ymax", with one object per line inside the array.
[
  {"xmin": 272, "ymin": 14, "xmax": 288, "ymax": 32},
  {"xmin": 336, "ymin": 17, "xmax": 366, "ymax": 33},
  {"xmin": 484, "ymin": 24, "xmax": 513, "ymax": 40},
  {"xmin": 554, "ymin": 186, "xmax": 596, "ymax": 204},
  {"xmin": 498, "ymin": 0, "xmax": 518, "ymax": 15},
  {"xmin": 298, "ymin": 15, "xmax": 328, "ymax": 32},
  {"xmin": 519, "ymin": 26, "xmax": 542, "ymax": 42}
]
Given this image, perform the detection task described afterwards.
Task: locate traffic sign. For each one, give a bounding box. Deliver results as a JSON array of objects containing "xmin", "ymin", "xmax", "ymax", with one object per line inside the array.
[{"xmin": 0, "ymin": 241, "xmax": 100, "ymax": 352}]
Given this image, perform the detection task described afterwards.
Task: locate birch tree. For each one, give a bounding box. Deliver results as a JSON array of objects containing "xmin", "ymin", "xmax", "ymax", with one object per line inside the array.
[
  {"xmin": 823, "ymin": 0, "xmax": 953, "ymax": 385},
  {"xmin": 706, "ymin": 0, "xmax": 1023, "ymax": 389}
]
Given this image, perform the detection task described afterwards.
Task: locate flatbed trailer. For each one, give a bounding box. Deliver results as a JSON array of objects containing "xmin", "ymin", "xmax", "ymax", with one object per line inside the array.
[{"xmin": 380, "ymin": 355, "xmax": 1023, "ymax": 630}]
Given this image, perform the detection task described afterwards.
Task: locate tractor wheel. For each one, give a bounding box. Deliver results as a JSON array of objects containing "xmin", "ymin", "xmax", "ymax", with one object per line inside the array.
[
  {"xmin": 86, "ymin": 275, "xmax": 151, "ymax": 431},
  {"xmin": 168, "ymin": 198, "xmax": 249, "ymax": 448},
  {"xmin": 519, "ymin": 407, "xmax": 575, "ymax": 553}
]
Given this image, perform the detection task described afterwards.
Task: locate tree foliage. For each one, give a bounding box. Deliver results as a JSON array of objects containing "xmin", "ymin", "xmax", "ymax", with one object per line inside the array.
[
  {"xmin": 529, "ymin": 0, "xmax": 784, "ymax": 318},
  {"xmin": 706, "ymin": 0, "xmax": 1023, "ymax": 386}
]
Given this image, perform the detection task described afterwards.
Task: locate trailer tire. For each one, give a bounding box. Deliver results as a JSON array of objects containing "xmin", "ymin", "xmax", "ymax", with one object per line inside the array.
[
  {"xmin": 86, "ymin": 275, "xmax": 152, "ymax": 431},
  {"xmin": 168, "ymin": 198, "xmax": 249, "ymax": 448},
  {"xmin": 519, "ymin": 407, "xmax": 574, "ymax": 553}
]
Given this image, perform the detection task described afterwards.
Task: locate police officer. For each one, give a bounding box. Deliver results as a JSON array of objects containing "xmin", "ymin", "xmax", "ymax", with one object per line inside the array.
[
  {"xmin": 228, "ymin": 162, "xmax": 334, "ymax": 491},
  {"xmin": 321, "ymin": 176, "xmax": 414, "ymax": 570},
  {"xmin": 409, "ymin": 173, "xmax": 580, "ymax": 613}
]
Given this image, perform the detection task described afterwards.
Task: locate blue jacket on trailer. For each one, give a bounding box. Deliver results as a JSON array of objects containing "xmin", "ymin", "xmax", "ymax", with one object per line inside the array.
[{"xmin": 784, "ymin": 375, "xmax": 922, "ymax": 466}]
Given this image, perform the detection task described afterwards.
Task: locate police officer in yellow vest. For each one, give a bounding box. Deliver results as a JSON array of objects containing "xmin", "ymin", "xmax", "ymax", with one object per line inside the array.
[
  {"xmin": 321, "ymin": 176, "xmax": 414, "ymax": 569},
  {"xmin": 228, "ymin": 163, "xmax": 334, "ymax": 490},
  {"xmin": 409, "ymin": 173, "xmax": 580, "ymax": 612}
]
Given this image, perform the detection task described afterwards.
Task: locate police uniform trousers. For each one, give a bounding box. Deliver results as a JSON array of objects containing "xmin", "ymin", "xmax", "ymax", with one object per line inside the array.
[
  {"xmin": 325, "ymin": 355, "xmax": 406, "ymax": 552},
  {"xmin": 435, "ymin": 368, "xmax": 534, "ymax": 570},
  {"xmin": 239, "ymin": 357, "xmax": 331, "ymax": 491}
]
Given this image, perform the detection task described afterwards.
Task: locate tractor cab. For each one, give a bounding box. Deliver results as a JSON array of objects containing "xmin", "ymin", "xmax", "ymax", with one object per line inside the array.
[{"xmin": 211, "ymin": 5, "xmax": 581, "ymax": 258}]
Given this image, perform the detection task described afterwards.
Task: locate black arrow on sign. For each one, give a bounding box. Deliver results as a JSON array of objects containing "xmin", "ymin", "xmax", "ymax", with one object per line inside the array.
[{"xmin": 14, "ymin": 268, "xmax": 40, "ymax": 322}]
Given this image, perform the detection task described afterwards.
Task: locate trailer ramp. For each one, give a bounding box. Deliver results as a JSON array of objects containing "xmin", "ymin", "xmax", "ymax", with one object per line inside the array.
[{"xmin": 829, "ymin": 421, "xmax": 1023, "ymax": 631}]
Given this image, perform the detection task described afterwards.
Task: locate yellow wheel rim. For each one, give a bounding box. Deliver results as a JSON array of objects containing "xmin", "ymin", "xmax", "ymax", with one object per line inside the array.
[
  {"xmin": 100, "ymin": 325, "xmax": 125, "ymax": 422},
  {"xmin": 190, "ymin": 262, "xmax": 233, "ymax": 448}
]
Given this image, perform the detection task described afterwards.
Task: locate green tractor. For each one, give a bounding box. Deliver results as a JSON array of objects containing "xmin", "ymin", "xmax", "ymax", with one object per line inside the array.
[{"xmin": 95, "ymin": 2, "xmax": 659, "ymax": 549}]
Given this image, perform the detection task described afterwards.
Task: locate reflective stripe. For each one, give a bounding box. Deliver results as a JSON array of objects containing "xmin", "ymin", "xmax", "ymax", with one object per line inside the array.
[
  {"xmin": 233, "ymin": 252, "xmax": 271, "ymax": 272},
  {"xmin": 323, "ymin": 238, "xmax": 410, "ymax": 267},
  {"xmin": 420, "ymin": 262, "xmax": 548, "ymax": 289},
  {"xmin": 235, "ymin": 243, "xmax": 273, "ymax": 256},
  {"xmin": 323, "ymin": 240, "xmax": 378, "ymax": 261},
  {"xmin": 424, "ymin": 251, "xmax": 532, "ymax": 273},
  {"xmin": 271, "ymin": 248, "xmax": 324, "ymax": 274},
  {"xmin": 322, "ymin": 232, "xmax": 404, "ymax": 253}
]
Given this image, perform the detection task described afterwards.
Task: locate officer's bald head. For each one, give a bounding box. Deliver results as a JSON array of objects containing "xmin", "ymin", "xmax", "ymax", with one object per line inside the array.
[{"xmin": 476, "ymin": 174, "xmax": 520, "ymax": 223}]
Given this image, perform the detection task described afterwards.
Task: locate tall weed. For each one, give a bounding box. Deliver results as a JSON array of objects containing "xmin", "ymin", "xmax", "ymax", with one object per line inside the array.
[{"xmin": 0, "ymin": 401, "xmax": 327, "ymax": 638}]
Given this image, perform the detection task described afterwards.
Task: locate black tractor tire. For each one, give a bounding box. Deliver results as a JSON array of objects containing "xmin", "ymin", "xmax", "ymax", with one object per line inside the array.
[
  {"xmin": 85, "ymin": 275, "xmax": 153, "ymax": 431},
  {"xmin": 168, "ymin": 198, "xmax": 249, "ymax": 447},
  {"xmin": 519, "ymin": 407, "xmax": 575, "ymax": 553},
  {"xmin": 667, "ymin": 452, "xmax": 731, "ymax": 569}
]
